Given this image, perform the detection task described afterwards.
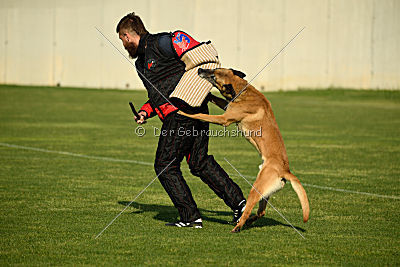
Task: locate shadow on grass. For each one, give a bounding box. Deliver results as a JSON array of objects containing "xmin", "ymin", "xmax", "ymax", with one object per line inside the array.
[{"xmin": 118, "ymin": 201, "xmax": 305, "ymax": 232}]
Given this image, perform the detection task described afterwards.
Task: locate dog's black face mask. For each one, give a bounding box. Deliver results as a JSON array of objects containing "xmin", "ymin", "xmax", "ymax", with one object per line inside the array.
[
  {"xmin": 222, "ymin": 84, "xmax": 236, "ymax": 100},
  {"xmin": 198, "ymin": 68, "xmax": 245, "ymax": 100}
]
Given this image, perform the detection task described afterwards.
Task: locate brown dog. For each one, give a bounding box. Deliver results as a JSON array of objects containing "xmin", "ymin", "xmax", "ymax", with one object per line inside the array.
[{"xmin": 178, "ymin": 68, "xmax": 310, "ymax": 232}]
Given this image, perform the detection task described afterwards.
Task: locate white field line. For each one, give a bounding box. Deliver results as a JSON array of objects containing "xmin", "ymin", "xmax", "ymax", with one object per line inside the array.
[
  {"xmin": 95, "ymin": 158, "xmax": 176, "ymax": 239},
  {"xmin": 0, "ymin": 142, "xmax": 153, "ymax": 166},
  {"xmin": 301, "ymin": 183, "xmax": 400, "ymax": 200},
  {"xmin": 1, "ymin": 142, "xmax": 399, "ymax": 200},
  {"xmin": 236, "ymin": 174, "xmax": 400, "ymax": 200}
]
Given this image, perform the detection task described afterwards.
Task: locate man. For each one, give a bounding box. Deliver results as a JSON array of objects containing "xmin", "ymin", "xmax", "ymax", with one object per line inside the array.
[{"xmin": 116, "ymin": 12, "xmax": 246, "ymax": 228}]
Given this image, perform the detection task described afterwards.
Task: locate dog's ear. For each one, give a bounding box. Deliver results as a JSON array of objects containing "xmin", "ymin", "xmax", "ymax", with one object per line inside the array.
[{"xmin": 230, "ymin": 69, "xmax": 246, "ymax": 79}]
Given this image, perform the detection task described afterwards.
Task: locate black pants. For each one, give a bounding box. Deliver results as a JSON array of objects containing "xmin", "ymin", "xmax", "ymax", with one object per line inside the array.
[{"xmin": 154, "ymin": 112, "xmax": 245, "ymax": 222}]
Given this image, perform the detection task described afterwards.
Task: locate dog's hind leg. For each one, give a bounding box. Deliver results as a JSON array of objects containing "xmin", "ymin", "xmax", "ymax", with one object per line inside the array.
[
  {"xmin": 245, "ymin": 197, "xmax": 269, "ymax": 227},
  {"xmin": 257, "ymin": 197, "xmax": 268, "ymax": 217},
  {"xmin": 231, "ymin": 183, "xmax": 262, "ymax": 233},
  {"xmin": 232, "ymin": 167, "xmax": 283, "ymax": 233}
]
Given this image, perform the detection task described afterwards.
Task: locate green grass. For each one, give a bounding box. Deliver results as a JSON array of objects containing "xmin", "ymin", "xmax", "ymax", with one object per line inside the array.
[{"xmin": 1, "ymin": 85, "xmax": 399, "ymax": 266}]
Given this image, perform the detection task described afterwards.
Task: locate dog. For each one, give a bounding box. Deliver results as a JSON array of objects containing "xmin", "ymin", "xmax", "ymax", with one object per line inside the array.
[{"xmin": 178, "ymin": 68, "xmax": 310, "ymax": 233}]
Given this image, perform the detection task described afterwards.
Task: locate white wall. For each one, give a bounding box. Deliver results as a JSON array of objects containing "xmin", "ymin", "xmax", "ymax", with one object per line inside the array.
[{"xmin": 0, "ymin": 0, "xmax": 399, "ymax": 90}]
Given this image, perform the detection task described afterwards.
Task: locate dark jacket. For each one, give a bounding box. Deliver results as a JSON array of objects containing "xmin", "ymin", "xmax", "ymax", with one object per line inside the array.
[{"xmin": 136, "ymin": 32, "xmax": 185, "ymax": 120}]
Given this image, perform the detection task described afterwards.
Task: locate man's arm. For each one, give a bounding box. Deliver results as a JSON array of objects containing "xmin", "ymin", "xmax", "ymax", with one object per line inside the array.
[{"xmin": 135, "ymin": 101, "xmax": 156, "ymax": 124}]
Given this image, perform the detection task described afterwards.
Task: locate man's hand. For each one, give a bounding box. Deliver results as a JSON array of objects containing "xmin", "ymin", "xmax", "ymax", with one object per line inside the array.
[{"xmin": 135, "ymin": 111, "xmax": 147, "ymax": 124}]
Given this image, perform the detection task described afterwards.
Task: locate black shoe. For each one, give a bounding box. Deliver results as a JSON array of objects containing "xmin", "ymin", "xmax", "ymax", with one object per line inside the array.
[
  {"xmin": 230, "ymin": 200, "xmax": 246, "ymax": 225},
  {"xmin": 165, "ymin": 218, "xmax": 203, "ymax": 228}
]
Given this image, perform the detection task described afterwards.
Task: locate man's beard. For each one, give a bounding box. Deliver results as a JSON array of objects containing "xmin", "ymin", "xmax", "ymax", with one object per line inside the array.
[{"xmin": 125, "ymin": 42, "xmax": 138, "ymax": 59}]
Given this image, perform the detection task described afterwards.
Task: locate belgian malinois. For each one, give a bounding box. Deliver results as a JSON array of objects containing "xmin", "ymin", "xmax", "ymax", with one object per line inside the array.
[{"xmin": 178, "ymin": 68, "xmax": 310, "ymax": 233}]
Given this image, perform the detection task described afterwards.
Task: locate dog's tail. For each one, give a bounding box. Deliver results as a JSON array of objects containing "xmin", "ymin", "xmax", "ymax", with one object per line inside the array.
[{"xmin": 284, "ymin": 172, "xmax": 310, "ymax": 223}]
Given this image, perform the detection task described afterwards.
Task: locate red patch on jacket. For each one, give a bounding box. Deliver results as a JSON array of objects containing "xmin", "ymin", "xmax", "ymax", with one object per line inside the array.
[
  {"xmin": 172, "ymin": 31, "xmax": 200, "ymax": 57},
  {"xmin": 147, "ymin": 59, "xmax": 156, "ymax": 69}
]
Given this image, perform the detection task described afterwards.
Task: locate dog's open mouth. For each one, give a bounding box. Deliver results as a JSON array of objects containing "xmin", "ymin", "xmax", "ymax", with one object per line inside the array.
[{"xmin": 204, "ymin": 75, "xmax": 217, "ymax": 87}]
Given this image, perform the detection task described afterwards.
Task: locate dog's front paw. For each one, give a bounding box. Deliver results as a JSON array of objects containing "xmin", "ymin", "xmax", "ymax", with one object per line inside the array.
[
  {"xmin": 178, "ymin": 110, "xmax": 196, "ymax": 119},
  {"xmin": 177, "ymin": 110, "xmax": 191, "ymax": 117}
]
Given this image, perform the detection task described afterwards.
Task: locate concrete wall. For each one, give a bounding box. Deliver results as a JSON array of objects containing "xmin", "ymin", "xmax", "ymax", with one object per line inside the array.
[{"xmin": 0, "ymin": 0, "xmax": 399, "ymax": 91}]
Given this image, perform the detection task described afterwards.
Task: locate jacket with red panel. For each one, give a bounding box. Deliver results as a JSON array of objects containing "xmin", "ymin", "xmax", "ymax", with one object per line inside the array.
[{"xmin": 136, "ymin": 31, "xmax": 204, "ymax": 120}]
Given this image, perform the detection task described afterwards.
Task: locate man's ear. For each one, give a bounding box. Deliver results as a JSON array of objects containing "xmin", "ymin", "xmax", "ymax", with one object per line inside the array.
[
  {"xmin": 121, "ymin": 32, "xmax": 129, "ymax": 41},
  {"xmin": 125, "ymin": 31, "xmax": 138, "ymax": 42},
  {"xmin": 230, "ymin": 69, "xmax": 246, "ymax": 79}
]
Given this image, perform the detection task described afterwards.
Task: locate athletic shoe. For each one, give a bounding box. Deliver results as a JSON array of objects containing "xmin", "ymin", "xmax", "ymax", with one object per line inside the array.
[
  {"xmin": 165, "ymin": 218, "xmax": 203, "ymax": 228},
  {"xmin": 230, "ymin": 200, "xmax": 246, "ymax": 225}
]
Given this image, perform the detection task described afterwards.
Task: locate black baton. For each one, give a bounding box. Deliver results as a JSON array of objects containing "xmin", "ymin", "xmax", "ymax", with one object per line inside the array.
[{"xmin": 129, "ymin": 102, "xmax": 140, "ymax": 120}]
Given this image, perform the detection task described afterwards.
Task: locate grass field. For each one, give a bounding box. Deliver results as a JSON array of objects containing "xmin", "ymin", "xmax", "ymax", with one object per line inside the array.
[{"xmin": 1, "ymin": 85, "xmax": 399, "ymax": 265}]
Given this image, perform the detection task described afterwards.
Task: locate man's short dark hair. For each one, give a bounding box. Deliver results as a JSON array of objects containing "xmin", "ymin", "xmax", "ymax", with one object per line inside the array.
[{"xmin": 116, "ymin": 12, "xmax": 148, "ymax": 37}]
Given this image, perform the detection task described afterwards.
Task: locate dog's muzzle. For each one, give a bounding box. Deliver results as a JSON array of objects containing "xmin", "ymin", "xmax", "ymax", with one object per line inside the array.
[
  {"xmin": 198, "ymin": 68, "xmax": 217, "ymax": 87},
  {"xmin": 198, "ymin": 68, "xmax": 214, "ymax": 78}
]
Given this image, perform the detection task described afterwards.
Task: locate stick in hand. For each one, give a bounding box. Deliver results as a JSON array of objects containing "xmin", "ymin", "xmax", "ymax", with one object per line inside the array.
[
  {"xmin": 129, "ymin": 102, "xmax": 146, "ymax": 124},
  {"xmin": 129, "ymin": 102, "xmax": 139, "ymax": 118}
]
